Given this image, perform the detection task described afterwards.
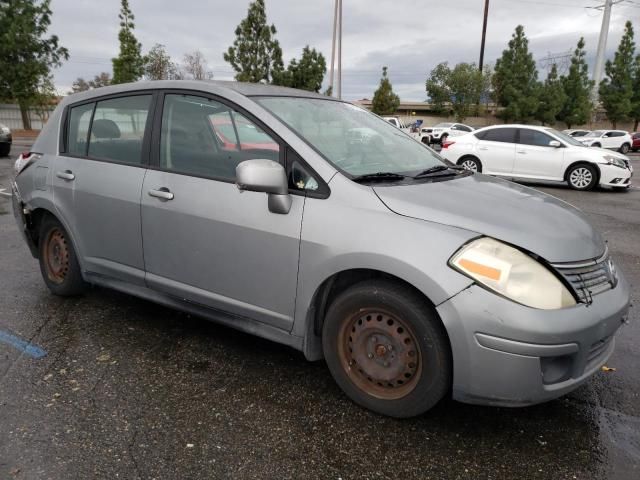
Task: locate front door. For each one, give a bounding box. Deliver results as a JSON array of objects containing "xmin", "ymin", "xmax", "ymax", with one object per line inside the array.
[
  {"xmin": 52, "ymin": 94, "xmax": 153, "ymax": 285},
  {"xmin": 513, "ymin": 128, "xmax": 565, "ymax": 180},
  {"xmin": 140, "ymin": 93, "xmax": 304, "ymax": 330}
]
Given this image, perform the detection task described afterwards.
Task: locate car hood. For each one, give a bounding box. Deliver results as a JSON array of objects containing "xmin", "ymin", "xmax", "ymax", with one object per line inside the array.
[{"xmin": 373, "ymin": 174, "xmax": 605, "ymax": 263}]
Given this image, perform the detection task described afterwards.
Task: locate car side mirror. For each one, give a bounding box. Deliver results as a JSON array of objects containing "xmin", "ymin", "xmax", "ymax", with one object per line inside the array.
[
  {"xmin": 549, "ymin": 140, "xmax": 561, "ymax": 148},
  {"xmin": 236, "ymin": 159, "xmax": 292, "ymax": 214}
]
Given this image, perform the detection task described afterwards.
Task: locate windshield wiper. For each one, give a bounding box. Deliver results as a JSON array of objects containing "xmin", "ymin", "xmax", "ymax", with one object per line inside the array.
[
  {"xmin": 352, "ymin": 172, "xmax": 406, "ymax": 183},
  {"xmin": 414, "ymin": 165, "xmax": 460, "ymax": 178}
]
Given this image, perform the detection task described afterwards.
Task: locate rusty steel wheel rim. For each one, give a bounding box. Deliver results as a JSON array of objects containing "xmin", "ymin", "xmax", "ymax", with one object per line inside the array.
[
  {"xmin": 338, "ymin": 308, "xmax": 422, "ymax": 400},
  {"xmin": 43, "ymin": 228, "xmax": 70, "ymax": 284}
]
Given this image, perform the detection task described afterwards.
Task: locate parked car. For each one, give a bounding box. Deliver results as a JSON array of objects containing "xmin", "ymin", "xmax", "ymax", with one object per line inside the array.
[
  {"xmin": 12, "ymin": 81, "xmax": 630, "ymax": 418},
  {"xmin": 632, "ymin": 132, "xmax": 640, "ymax": 152},
  {"xmin": 382, "ymin": 116, "xmax": 410, "ymax": 132},
  {"xmin": 577, "ymin": 129, "xmax": 633, "ymax": 153},
  {"xmin": 563, "ymin": 129, "xmax": 591, "ymax": 137},
  {"xmin": 441, "ymin": 125, "xmax": 633, "ymax": 191},
  {"xmin": 0, "ymin": 123, "xmax": 12, "ymax": 157},
  {"xmin": 429, "ymin": 122, "xmax": 474, "ymax": 145}
]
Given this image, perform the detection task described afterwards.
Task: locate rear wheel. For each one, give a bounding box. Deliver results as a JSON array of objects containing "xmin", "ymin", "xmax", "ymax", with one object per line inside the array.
[
  {"xmin": 0, "ymin": 143, "xmax": 10, "ymax": 157},
  {"xmin": 322, "ymin": 280, "xmax": 451, "ymax": 418},
  {"xmin": 592, "ymin": 143, "xmax": 601, "ymax": 148},
  {"xmin": 619, "ymin": 143, "xmax": 630, "ymax": 154},
  {"xmin": 458, "ymin": 156, "xmax": 482, "ymax": 173},
  {"xmin": 38, "ymin": 216, "xmax": 87, "ymax": 296},
  {"xmin": 567, "ymin": 164, "xmax": 597, "ymax": 190}
]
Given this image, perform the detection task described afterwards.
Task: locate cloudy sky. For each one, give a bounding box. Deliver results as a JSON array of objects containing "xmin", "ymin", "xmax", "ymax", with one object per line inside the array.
[{"xmin": 49, "ymin": 0, "xmax": 639, "ymax": 100}]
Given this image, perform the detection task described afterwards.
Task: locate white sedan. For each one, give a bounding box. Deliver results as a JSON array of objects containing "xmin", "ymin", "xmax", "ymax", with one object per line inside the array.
[
  {"xmin": 577, "ymin": 130, "xmax": 633, "ymax": 154},
  {"xmin": 440, "ymin": 124, "xmax": 633, "ymax": 191}
]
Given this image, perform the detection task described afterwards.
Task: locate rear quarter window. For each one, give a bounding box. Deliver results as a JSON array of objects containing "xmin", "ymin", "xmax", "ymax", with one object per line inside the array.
[{"xmin": 66, "ymin": 103, "xmax": 95, "ymax": 156}]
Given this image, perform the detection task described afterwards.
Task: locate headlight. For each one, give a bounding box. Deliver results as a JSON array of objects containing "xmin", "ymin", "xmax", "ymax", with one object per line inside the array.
[
  {"xmin": 449, "ymin": 237, "xmax": 576, "ymax": 309},
  {"xmin": 602, "ymin": 155, "xmax": 626, "ymax": 168},
  {"xmin": 0, "ymin": 126, "xmax": 9, "ymax": 134}
]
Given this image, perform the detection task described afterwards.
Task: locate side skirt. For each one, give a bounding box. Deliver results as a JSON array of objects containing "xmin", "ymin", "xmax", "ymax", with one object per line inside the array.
[{"xmin": 84, "ymin": 272, "xmax": 305, "ymax": 353}]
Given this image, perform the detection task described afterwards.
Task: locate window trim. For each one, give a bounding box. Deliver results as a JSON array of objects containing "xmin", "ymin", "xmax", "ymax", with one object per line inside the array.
[
  {"xmin": 149, "ymin": 89, "xmax": 330, "ymax": 199},
  {"xmin": 478, "ymin": 127, "xmax": 518, "ymax": 144},
  {"xmin": 59, "ymin": 90, "xmax": 158, "ymax": 169}
]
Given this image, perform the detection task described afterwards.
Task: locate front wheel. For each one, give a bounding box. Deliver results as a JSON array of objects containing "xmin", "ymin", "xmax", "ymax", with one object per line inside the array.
[
  {"xmin": 567, "ymin": 164, "xmax": 597, "ymax": 190},
  {"xmin": 0, "ymin": 143, "xmax": 10, "ymax": 157},
  {"xmin": 458, "ymin": 156, "xmax": 482, "ymax": 173},
  {"xmin": 322, "ymin": 280, "xmax": 451, "ymax": 418},
  {"xmin": 38, "ymin": 216, "xmax": 87, "ymax": 296},
  {"xmin": 619, "ymin": 143, "xmax": 630, "ymax": 154}
]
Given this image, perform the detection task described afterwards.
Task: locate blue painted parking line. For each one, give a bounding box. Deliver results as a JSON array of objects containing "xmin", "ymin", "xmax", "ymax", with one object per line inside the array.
[{"xmin": 0, "ymin": 330, "xmax": 47, "ymax": 358}]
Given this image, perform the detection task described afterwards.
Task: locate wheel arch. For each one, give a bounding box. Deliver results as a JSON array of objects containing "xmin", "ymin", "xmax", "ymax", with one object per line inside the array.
[{"xmin": 302, "ymin": 268, "xmax": 451, "ymax": 361}]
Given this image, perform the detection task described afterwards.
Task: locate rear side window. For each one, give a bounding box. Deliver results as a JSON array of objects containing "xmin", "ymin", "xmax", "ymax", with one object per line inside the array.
[
  {"xmin": 480, "ymin": 128, "xmax": 517, "ymax": 143},
  {"xmin": 66, "ymin": 103, "xmax": 94, "ymax": 156},
  {"xmin": 519, "ymin": 129, "xmax": 554, "ymax": 147},
  {"xmin": 160, "ymin": 94, "xmax": 280, "ymax": 180},
  {"xmin": 87, "ymin": 95, "xmax": 152, "ymax": 164},
  {"xmin": 608, "ymin": 131, "xmax": 625, "ymax": 137}
]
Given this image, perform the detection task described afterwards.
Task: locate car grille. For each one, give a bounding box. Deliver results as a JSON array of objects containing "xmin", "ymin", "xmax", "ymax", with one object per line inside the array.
[{"xmin": 552, "ymin": 251, "xmax": 616, "ymax": 304}]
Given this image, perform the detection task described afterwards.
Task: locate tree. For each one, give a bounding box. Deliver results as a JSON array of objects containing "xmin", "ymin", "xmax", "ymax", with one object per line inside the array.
[
  {"xmin": 223, "ymin": 0, "xmax": 284, "ymax": 83},
  {"xmin": 426, "ymin": 62, "xmax": 451, "ymax": 114},
  {"xmin": 112, "ymin": 0, "xmax": 144, "ymax": 84},
  {"xmin": 535, "ymin": 64, "xmax": 567, "ymax": 125},
  {"xmin": 371, "ymin": 66, "xmax": 400, "ymax": 115},
  {"xmin": 144, "ymin": 44, "xmax": 181, "ymax": 80},
  {"xmin": 558, "ymin": 38, "xmax": 593, "ymax": 128},
  {"xmin": 0, "ymin": 0, "xmax": 68, "ymax": 129},
  {"xmin": 182, "ymin": 50, "xmax": 213, "ymax": 80},
  {"xmin": 492, "ymin": 25, "xmax": 539, "ymax": 123},
  {"xmin": 69, "ymin": 72, "xmax": 112, "ymax": 94},
  {"xmin": 273, "ymin": 46, "xmax": 326, "ymax": 92},
  {"xmin": 599, "ymin": 21, "xmax": 635, "ymax": 128},
  {"xmin": 631, "ymin": 53, "xmax": 640, "ymax": 131}
]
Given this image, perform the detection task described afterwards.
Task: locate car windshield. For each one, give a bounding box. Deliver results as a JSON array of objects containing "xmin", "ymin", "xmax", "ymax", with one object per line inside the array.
[
  {"xmin": 546, "ymin": 128, "xmax": 584, "ymax": 147},
  {"xmin": 255, "ymin": 97, "xmax": 444, "ymax": 177},
  {"xmin": 585, "ymin": 130, "xmax": 606, "ymax": 137},
  {"xmin": 434, "ymin": 123, "xmax": 453, "ymax": 128}
]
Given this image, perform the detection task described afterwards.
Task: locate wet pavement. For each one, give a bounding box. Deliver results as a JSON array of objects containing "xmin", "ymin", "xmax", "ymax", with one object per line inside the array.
[{"xmin": 0, "ymin": 141, "xmax": 638, "ymax": 479}]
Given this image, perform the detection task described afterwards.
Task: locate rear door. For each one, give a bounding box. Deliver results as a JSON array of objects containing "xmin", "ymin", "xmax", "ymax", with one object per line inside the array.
[
  {"xmin": 53, "ymin": 93, "xmax": 154, "ymax": 285},
  {"xmin": 474, "ymin": 127, "xmax": 517, "ymax": 175},
  {"xmin": 513, "ymin": 128, "xmax": 565, "ymax": 180},
  {"xmin": 140, "ymin": 92, "xmax": 306, "ymax": 330}
]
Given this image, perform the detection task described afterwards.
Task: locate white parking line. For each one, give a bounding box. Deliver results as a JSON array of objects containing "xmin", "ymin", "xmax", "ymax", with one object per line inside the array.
[{"xmin": 0, "ymin": 188, "xmax": 12, "ymax": 197}]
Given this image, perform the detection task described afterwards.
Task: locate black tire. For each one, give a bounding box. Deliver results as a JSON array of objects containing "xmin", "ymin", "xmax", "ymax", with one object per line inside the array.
[
  {"xmin": 440, "ymin": 134, "xmax": 449, "ymax": 145},
  {"xmin": 619, "ymin": 143, "xmax": 630, "ymax": 154},
  {"xmin": 457, "ymin": 156, "xmax": 482, "ymax": 173},
  {"xmin": 421, "ymin": 136, "xmax": 430, "ymax": 145},
  {"xmin": 38, "ymin": 216, "xmax": 87, "ymax": 296},
  {"xmin": 566, "ymin": 163, "xmax": 598, "ymax": 191},
  {"xmin": 0, "ymin": 143, "xmax": 10, "ymax": 157},
  {"xmin": 592, "ymin": 143, "xmax": 601, "ymax": 148},
  {"xmin": 322, "ymin": 280, "xmax": 451, "ymax": 418}
]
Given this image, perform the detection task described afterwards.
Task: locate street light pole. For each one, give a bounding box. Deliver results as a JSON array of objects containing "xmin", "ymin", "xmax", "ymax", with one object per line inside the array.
[
  {"xmin": 337, "ymin": 0, "xmax": 342, "ymax": 99},
  {"xmin": 592, "ymin": 0, "xmax": 620, "ymax": 102},
  {"xmin": 479, "ymin": 0, "xmax": 490, "ymax": 71},
  {"xmin": 329, "ymin": 0, "xmax": 338, "ymax": 97}
]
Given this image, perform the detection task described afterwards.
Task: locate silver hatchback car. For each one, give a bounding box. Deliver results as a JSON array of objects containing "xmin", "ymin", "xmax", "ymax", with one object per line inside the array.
[{"xmin": 12, "ymin": 81, "xmax": 630, "ymax": 417}]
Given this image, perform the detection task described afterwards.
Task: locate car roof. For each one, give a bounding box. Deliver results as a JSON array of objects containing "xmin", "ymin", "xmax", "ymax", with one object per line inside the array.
[{"xmin": 60, "ymin": 80, "xmax": 334, "ymax": 105}]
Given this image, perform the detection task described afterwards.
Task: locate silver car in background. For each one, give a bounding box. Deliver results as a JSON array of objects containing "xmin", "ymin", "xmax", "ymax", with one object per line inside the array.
[{"xmin": 12, "ymin": 81, "xmax": 630, "ymax": 417}]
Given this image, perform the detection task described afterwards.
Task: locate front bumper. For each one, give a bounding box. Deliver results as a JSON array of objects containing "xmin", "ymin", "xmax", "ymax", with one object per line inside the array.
[
  {"xmin": 598, "ymin": 163, "xmax": 633, "ymax": 187},
  {"xmin": 437, "ymin": 272, "xmax": 630, "ymax": 407}
]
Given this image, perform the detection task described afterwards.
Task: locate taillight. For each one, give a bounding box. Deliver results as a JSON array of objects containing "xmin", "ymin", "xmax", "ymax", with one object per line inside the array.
[
  {"xmin": 442, "ymin": 140, "xmax": 455, "ymax": 149},
  {"xmin": 14, "ymin": 151, "xmax": 38, "ymax": 176}
]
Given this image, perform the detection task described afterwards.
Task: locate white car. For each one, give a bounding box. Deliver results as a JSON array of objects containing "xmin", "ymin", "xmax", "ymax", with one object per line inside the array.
[
  {"xmin": 577, "ymin": 130, "xmax": 633, "ymax": 154},
  {"xmin": 440, "ymin": 124, "xmax": 633, "ymax": 191},
  {"xmin": 429, "ymin": 122, "xmax": 474, "ymax": 144},
  {"xmin": 563, "ymin": 129, "xmax": 591, "ymax": 137}
]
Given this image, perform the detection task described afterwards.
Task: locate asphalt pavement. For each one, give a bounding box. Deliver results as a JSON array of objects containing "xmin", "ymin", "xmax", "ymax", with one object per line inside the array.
[{"xmin": 0, "ymin": 140, "xmax": 638, "ymax": 479}]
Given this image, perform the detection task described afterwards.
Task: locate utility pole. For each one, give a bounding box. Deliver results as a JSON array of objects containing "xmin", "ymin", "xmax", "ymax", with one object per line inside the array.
[
  {"xmin": 328, "ymin": 0, "xmax": 343, "ymax": 99},
  {"xmin": 479, "ymin": 0, "xmax": 490, "ymax": 71},
  {"xmin": 329, "ymin": 0, "xmax": 338, "ymax": 97},
  {"xmin": 592, "ymin": 0, "xmax": 623, "ymax": 101}
]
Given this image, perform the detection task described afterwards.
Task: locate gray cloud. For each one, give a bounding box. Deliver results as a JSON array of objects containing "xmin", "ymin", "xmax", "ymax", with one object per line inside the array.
[{"xmin": 49, "ymin": 0, "xmax": 638, "ymax": 99}]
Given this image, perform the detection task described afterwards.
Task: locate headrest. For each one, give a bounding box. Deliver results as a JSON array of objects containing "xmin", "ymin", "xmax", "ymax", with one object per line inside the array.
[{"xmin": 92, "ymin": 119, "xmax": 121, "ymax": 139}]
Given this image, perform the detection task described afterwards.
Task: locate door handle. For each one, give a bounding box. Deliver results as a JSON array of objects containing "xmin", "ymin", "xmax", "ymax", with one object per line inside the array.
[
  {"xmin": 148, "ymin": 188, "xmax": 174, "ymax": 201},
  {"xmin": 517, "ymin": 150, "xmax": 527, "ymax": 154},
  {"xmin": 56, "ymin": 170, "xmax": 75, "ymax": 181},
  {"xmin": 478, "ymin": 147, "xmax": 489, "ymax": 151}
]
